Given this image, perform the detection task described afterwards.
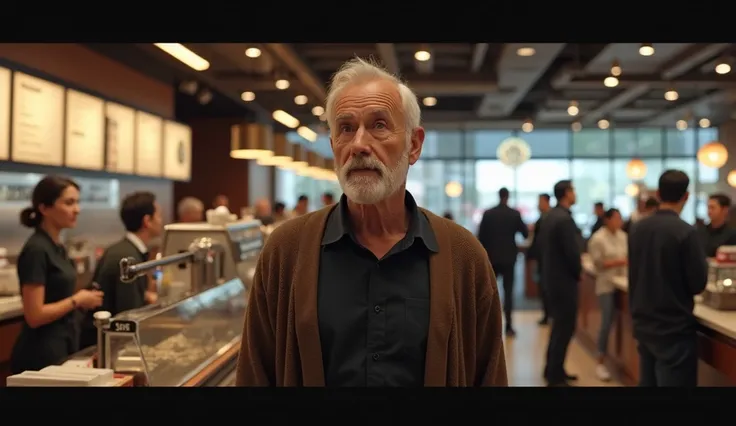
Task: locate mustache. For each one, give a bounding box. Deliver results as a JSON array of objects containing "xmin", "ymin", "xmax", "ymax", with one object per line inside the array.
[{"xmin": 344, "ymin": 156, "xmax": 384, "ymax": 174}]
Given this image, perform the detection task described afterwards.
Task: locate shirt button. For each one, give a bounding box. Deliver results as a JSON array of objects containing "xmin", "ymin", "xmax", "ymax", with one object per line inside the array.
[
  {"xmin": 374, "ymin": 305, "xmax": 381, "ymax": 313},
  {"xmin": 372, "ymin": 353, "xmax": 380, "ymax": 361}
]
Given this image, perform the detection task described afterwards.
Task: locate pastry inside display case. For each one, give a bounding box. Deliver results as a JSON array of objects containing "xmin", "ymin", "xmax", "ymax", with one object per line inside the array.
[
  {"xmin": 106, "ymin": 278, "xmax": 246, "ymax": 386},
  {"xmin": 703, "ymin": 246, "xmax": 736, "ymax": 310}
]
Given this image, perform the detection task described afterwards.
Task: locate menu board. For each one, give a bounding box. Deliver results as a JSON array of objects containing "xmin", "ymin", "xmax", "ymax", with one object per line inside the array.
[
  {"xmin": 134, "ymin": 110, "xmax": 163, "ymax": 177},
  {"xmin": 11, "ymin": 72, "xmax": 64, "ymax": 166},
  {"xmin": 65, "ymin": 89, "xmax": 105, "ymax": 170},
  {"xmin": 0, "ymin": 67, "xmax": 9, "ymax": 160},
  {"xmin": 105, "ymin": 101, "xmax": 135, "ymax": 174},
  {"xmin": 162, "ymin": 120, "xmax": 192, "ymax": 181}
]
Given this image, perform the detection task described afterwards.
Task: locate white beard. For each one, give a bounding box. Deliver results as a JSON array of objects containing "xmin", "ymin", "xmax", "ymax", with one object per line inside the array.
[{"xmin": 337, "ymin": 146, "xmax": 410, "ymax": 205}]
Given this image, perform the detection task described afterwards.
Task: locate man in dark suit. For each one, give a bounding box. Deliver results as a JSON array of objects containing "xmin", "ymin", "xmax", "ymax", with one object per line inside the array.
[
  {"xmin": 539, "ymin": 180, "xmax": 582, "ymax": 386},
  {"xmin": 79, "ymin": 191, "xmax": 163, "ymax": 348},
  {"xmin": 477, "ymin": 187, "xmax": 529, "ymax": 337},
  {"xmin": 528, "ymin": 193, "xmax": 552, "ymax": 325}
]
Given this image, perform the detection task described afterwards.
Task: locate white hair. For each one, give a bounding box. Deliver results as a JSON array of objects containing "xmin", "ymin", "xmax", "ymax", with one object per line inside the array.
[
  {"xmin": 325, "ymin": 57, "xmax": 421, "ymax": 134},
  {"xmin": 177, "ymin": 196, "xmax": 204, "ymax": 217}
]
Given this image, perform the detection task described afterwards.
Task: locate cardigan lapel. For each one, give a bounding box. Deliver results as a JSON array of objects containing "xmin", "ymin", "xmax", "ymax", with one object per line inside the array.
[
  {"xmin": 421, "ymin": 210, "xmax": 455, "ymax": 386},
  {"xmin": 292, "ymin": 207, "xmax": 332, "ymax": 386}
]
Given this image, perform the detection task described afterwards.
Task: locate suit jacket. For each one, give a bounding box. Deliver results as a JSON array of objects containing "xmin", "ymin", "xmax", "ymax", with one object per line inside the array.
[
  {"xmin": 476, "ymin": 204, "xmax": 529, "ymax": 266},
  {"xmin": 235, "ymin": 206, "xmax": 508, "ymax": 387},
  {"xmin": 527, "ymin": 213, "xmax": 546, "ymax": 262},
  {"xmin": 538, "ymin": 206, "xmax": 582, "ymax": 296}
]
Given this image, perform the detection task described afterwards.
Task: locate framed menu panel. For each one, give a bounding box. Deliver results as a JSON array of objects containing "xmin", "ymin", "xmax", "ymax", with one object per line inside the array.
[
  {"xmin": 0, "ymin": 67, "xmax": 10, "ymax": 160},
  {"xmin": 65, "ymin": 89, "xmax": 105, "ymax": 170},
  {"xmin": 105, "ymin": 101, "xmax": 135, "ymax": 174},
  {"xmin": 11, "ymin": 72, "xmax": 64, "ymax": 166},
  {"xmin": 135, "ymin": 110, "xmax": 163, "ymax": 177},
  {"xmin": 162, "ymin": 120, "xmax": 192, "ymax": 181}
]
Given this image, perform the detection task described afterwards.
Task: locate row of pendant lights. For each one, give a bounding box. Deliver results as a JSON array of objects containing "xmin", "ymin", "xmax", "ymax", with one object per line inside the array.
[
  {"xmin": 520, "ymin": 117, "xmax": 711, "ymax": 134},
  {"xmin": 239, "ymin": 45, "xmax": 327, "ymax": 140},
  {"xmin": 230, "ymin": 123, "xmax": 337, "ymax": 181}
]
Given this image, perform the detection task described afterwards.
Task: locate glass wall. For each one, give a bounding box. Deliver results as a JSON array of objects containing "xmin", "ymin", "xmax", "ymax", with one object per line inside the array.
[{"xmin": 275, "ymin": 127, "xmax": 719, "ymax": 232}]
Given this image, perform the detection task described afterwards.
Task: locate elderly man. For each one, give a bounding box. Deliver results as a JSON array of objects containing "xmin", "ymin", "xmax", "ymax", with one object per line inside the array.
[
  {"xmin": 177, "ymin": 197, "xmax": 204, "ymax": 223},
  {"xmin": 236, "ymin": 58, "xmax": 507, "ymax": 387}
]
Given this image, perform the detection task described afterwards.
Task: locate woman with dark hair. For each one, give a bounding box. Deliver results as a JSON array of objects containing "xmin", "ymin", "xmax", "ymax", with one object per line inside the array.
[
  {"xmin": 10, "ymin": 175, "xmax": 104, "ymax": 374},
  {"xmin": 587, "ymin": 208, "xmax": 627, "ymax": 382}
]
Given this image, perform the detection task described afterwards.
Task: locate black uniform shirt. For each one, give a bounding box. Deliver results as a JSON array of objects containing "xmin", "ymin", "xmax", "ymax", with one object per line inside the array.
[
  {"xmin": 698, "ymin": 223, "xmax": 736, "ymax": 258},
  {"xmin": 317, "ymin": 191, "xmax": 438, "ymax": 387},
  {"xmin": 11, "ymin": 228, "xmax": 79, "ymax": 373},
  {"xmin": 16, "ymin": 229, "xmax": 78, "ymax": 334},
  {"xmin": 628, "ymin": 209, "xmax": 708, "ymax": 338}
]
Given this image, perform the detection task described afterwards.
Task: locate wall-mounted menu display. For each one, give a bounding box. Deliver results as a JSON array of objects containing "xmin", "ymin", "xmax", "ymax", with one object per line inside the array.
[
  {"xmin": 105, "ymin": 101, "xmax": 135, "ymax": 174},
  {"xmin": 0, "ymin": 67, "xmax": 10, "ymax": 161},
  {"xmin": 65, "ymin": 89, "xmax": 105, "ymax": 170},
  {"xmin": 163, "ymin": 120, "xmax": 192, "ymax": 181},
  {"xmin": 135, "ymin": 111, "xmax": 163, "ymax": 177},
  {"xmin": 11, "ymin": 72, "xmax": 64, "ymax": 166}
]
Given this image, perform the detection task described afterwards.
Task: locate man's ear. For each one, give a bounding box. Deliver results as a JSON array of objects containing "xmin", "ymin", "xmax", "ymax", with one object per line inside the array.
[{"xmin": 408, "ymin": 127, "xmax": 425, "ymax": 165}]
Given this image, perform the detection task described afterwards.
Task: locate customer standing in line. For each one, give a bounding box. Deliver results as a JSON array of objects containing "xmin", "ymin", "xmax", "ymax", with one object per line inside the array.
[
  {"xmin": 588, "ymin": 208, "xmax": 627, "ymax": 382},
  {"xmin": 236, "ymin": 57, "xmax": 507, "ymax": 387},
  {"xmin": 538, "ymin": 180, "xmax": 582, "ymax": 387},
  {"xmin": 477, "ymin": 187, "xmax": 529, "ymax": 337},
  {"xmin": 527, "ymin": 193, "xmax": 552, "ymax": 325},
  {"xmin": 10, "ymin": 176, "xmax": 103, "ymax": 374},
  {"xmin": 628, "ymin": 170, "xmax": 708, "ymax": 387}
]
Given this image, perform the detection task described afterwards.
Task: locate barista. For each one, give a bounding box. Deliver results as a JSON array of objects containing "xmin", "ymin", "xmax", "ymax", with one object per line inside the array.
[
  {"xmin": 699, "ymin": 193, "xmax": 736, "ymax": 258},
  {"xmin": 80, "ymin": 192, "xmax": 162, "ymax": 348},
  {"xmin": 10, "ymin": 176, "xmax": 104, "ymax": 374}
]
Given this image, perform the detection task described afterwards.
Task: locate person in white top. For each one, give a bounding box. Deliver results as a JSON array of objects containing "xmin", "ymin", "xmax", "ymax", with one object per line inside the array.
[{"xmin": 588, "ymin": 208, "xmax": 627, "ymax": 381}]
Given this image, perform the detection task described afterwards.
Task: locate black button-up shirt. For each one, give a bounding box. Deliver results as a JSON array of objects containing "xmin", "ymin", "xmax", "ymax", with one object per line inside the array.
[
  {"xmin": 317, "ymin": 191, "xmax": 438, "ymax": 387},
  {"xmin": 698, "ymin": 223, "xmax": 736, "ymax": 258}
]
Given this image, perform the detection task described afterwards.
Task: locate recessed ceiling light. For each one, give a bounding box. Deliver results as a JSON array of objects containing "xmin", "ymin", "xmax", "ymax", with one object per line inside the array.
[
  {"xmin": 516, "ymin": 47, "xmax": 536, "ymax": 57},
  {"xmin": 414, "ymin": 50, "xmax": 431, "ymax": 61},
  {"xmin": 294, "ymin": 95, "xmax": 308, "ymax": 105},
  {"xmin": 241, "ymin": 91, "xmax": 255, "ymax": 102},
  {"xmin": 245, "ymin": 47, "xmax": 261, "ymax": 58},
  {"xmin": 275, "ymin": 79, "xmax": 290, "ymax": 90},
  {"xmin": 312, "ymin": 106, "xmax": 325, "ymax": 116},
  {"xmin": 422, "ymin": 97, "xmax": 437, "ymax": 107}
]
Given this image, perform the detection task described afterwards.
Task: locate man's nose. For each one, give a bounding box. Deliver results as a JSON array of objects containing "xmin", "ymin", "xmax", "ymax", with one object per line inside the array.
[{"xmin": 349, "ymin": 127, "xmax": 372, "ymax": 155}]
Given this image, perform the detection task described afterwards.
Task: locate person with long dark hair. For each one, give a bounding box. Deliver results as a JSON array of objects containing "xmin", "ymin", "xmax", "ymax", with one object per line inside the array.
[{"xmin": 10, "ymin": 175, "xmax": 104, "ymax": 374}]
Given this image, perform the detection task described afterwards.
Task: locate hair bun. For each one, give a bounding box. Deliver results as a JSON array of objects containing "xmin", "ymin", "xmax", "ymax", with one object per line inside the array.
[{"xmin": 19, "ymin": 206, "xmax": 40, "ymax": 228}]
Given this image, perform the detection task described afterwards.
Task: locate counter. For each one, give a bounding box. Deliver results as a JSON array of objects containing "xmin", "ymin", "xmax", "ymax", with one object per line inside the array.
[
  {"xmin": 577, "ymin": 254, "xmax": 736, "ymax": 386},
  {"xmin": 0, "ymin": 296, "xmax": 24, "ymax": 385}
]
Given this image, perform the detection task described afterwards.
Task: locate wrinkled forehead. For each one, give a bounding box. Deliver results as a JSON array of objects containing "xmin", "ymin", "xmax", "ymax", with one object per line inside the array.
[{"xmin": 332, "ymin": 79, "xmax": 404, "ymax": 123}]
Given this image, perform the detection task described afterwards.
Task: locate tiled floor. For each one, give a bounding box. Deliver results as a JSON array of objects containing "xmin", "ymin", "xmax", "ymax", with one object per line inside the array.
[{"xmin": 505, "ymin": 310, "xmax": 623, "ymax": 387}]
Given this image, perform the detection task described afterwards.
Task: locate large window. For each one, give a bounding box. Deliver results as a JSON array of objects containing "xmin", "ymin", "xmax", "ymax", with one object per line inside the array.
[
  {"xmin": 611, "ymin": 159, "xmax": 663, "ymax": 220},
  {"xmin": 407, "ymin": 160, "xmax": 475, "ymax": 230},
  {"xmin": 571, "ymin": 159, "xmax": 612, "ymax": 235},
  {"xmin": 515, "ymin": 160, "xmax": 571, "ymax": 223},
  {"xmin": 272, "ymin": 127, "xmax": 718, "ymax": 231},
  {"xmin": 572, "ymin": 129, "xmax": 610, "ymax": 157},
  {"xmin": 465, "ymin": 130, "xmax": 513, "ymax": 158}
]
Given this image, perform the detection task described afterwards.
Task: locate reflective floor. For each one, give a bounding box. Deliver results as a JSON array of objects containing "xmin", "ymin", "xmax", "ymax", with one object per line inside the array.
[{"xmin": 505, "ymin": 310, "xmax": 622, "ymax": 387}]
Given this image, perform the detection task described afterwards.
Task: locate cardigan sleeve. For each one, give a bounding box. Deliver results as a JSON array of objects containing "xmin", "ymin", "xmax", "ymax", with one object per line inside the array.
[
  {"xmin": 474, "ymin": 263, "xmax": 509, "ymax": 386},
  {"xmin": 235, "ymin": 252, "xmax": 276, "ymax": 386}
]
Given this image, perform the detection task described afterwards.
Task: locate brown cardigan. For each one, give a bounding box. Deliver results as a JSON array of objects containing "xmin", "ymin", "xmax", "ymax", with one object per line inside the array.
[{"xmin": 235, "ymin": 206, "xmax": 508, "ymax": 386}]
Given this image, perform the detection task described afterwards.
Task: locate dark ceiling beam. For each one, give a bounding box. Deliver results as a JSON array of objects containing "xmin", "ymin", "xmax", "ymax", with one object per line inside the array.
[
  {"xmin": 376, "ymin": 43, "xmax": 400, "ymax": 75},
  {"xmin": 642, "ymin": 90, "xmax": 728, "ymax": 126},
  {"xmin": 580, "ymin": 84, "xmax": 651, "ymax": 125},
  {"xmin": 132, "ymin": 43, "xmax": 272, "ymax": 122},
  {"xmin": 660, "ymin": 43, "xmax": 731, "ymax": 80},
  {"xmin": 263, "ymin": 44, "xmax": 327, "ymax": 103},
  {"xmin": 558, "ymin": 74, "xmax": 736, "ymax": 90},
  {"xmin": 470, "ymin": 43, "xmax": 489, "ymax": 72}
]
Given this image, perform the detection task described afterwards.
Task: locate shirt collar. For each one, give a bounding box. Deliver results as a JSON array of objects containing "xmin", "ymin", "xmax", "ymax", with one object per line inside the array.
[
  {"xmin": 125, "ymin": 232, "xmax": 148, "ymax": 255},
  {"xmin": 321, "ymin": 190, "xmax": 439, "ymax": 252}
]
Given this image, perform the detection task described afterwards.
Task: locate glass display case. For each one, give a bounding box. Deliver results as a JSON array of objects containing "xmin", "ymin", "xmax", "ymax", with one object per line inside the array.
[
  {"xmin": 104, "ymin": 278, "xmax": 246, "ymax": 386},
  {"xmin": 704, "ymin": 255, "xmax": 736, "ymax": 310}
]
